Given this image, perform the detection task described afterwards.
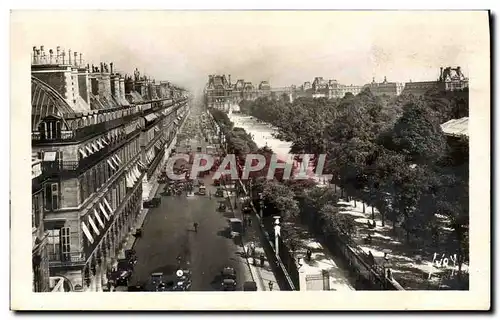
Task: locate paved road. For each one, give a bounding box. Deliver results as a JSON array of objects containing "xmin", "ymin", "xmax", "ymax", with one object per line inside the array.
[{"xmin": 128, "ymin": 109, "xmax": 252, "ymax": 291}]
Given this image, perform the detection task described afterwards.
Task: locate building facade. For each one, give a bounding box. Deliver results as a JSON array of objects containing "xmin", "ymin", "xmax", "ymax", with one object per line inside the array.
[
  {"xmin": 31, "ymin": 45, "xmax": 189, "ymax": 292},
  {"xmin": 364, "ymin": 76, "xmax": 405, "ymax": 97}
]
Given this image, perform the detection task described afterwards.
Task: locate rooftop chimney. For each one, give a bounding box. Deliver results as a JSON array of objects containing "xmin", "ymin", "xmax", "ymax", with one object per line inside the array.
[{"xmin": 68, "ymin": 49, "xmax": 72, "ymax": 65}]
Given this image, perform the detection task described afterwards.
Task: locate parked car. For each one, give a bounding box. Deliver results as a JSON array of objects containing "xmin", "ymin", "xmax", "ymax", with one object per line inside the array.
[
  {"xmin": 221, "ymin": 266, "xmax": 237, "ymax": 280},
  {"xmin": 145, "ymin": 272, "xmax": 164, "ymax": 291},
  {"xmin": 227, "ymin": 218, "xmax": 243, "ymax": 238},
  {"xmin": 143, "ymin": 196, "xmax": 161, "ymax": 208},
  {"xmin": 243, "ymin": 281, "xmax": 257, "ymax": 291},
  {"xmin": 215, "ymin": 188, "xmax": 224, "ymax": 197},
  {"xmin": 221, "ymin": 278, "xmax": 237, "ymax": 291},
  {"xmin": 125, "ymin": 249, "xmax": 137, "ymax": 266},
  {"xmin": 198, "ymin": 185, "xmax": 206, "ymax": 196}
]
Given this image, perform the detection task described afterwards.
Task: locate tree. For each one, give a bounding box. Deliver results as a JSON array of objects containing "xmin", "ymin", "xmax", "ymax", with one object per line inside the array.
[{"xmin": 389, "ymin": 102, "xmax": 447, "ymax": 165}]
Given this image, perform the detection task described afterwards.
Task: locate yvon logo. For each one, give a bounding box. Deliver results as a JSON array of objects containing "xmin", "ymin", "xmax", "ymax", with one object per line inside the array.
[{"xmin": 427, "ymin": 252, "xmax": 458, "ymax": 280}]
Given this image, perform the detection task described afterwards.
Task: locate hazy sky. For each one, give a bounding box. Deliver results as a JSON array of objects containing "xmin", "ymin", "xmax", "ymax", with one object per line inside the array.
[{"xmin": 12, "ymin": 11, "xmax": 484, "ymax": 94}]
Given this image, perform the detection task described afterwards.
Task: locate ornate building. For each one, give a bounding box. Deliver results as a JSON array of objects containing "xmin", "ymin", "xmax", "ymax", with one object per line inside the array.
[
  {"xmin": 403, "ymin": 66, "xmax": 469, "ymax": 95},
  {"xmin": 204, "ymin": 74, "xmax": 273, "ymax": 111},
  {"xmin": 364, "ymin": 76, "xmax": 405, "ymax": 97},
  {"xmin": 31, "ymin": 45, "xmax": 189, "ymax": 292}
]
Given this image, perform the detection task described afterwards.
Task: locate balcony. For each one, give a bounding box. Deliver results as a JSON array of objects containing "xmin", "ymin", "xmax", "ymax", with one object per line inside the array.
[
  {"xmin": 39, "ymin": 131, "xmax": 139, "ymax": 179},
  {"xmin": 48, "ymin": 251, "xmax": 86, "ymax": 268},
  {"xmin": 147, "ymin": 148, "xmax": 165, "ymax": 180},
  {"xmin": 32, "ymin": 113, "xmax": 139, "ymax": 145}
]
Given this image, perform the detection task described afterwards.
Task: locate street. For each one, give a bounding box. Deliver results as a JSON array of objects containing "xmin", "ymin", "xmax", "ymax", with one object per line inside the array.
[{"xmin": 127, "ymin": 109, "xmax": 252, "ymax": 291}]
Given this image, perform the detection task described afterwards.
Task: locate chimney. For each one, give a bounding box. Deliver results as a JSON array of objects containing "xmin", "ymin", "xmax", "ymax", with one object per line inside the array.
[
  {"xmin": 77, "ymin": 64, "xmax": 91, "ymax": 104},
  {"xmin": 440, "ymin": 67, "xmax": 444, "ymax": 80},
  {"xmin": 74, "ymin": 51, "xmax": 78, "ymax": 66},
  {"xmin": 56, "ymin": 46, "xmax": 60, "ymax": 63},
  {"xmin": 119, "ymin": 76, "xmax": 127, "ymax": 103},
  {"xmin": 228, "ymin": 74, "xmax": 231, "ymax": 85},
  {"xmin": 68, "ymin": 49, "xmax": 72, "ymax": 65},
  {"xmin": 110, "ymin": 62, "xmax": 113, "ymax": 74}
]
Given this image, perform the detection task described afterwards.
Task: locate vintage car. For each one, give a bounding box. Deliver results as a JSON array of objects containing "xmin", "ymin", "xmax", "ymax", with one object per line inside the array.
[
  {"xmin": 221, "ymin": 266, "xmax": 237, "ymax": 280},
  {"xmin": 221, "ymin": 278, "xmax": 237, "ymax": 291},
  {"xmin": 243, "ymin": 281, "xmax": 258, "ymax": 291},
  {"xmin": 215, "ymin": 188, "xmax": 224, "ymax": 198},
  {"xmin": 227, "ymin": 218, "xmax": 243, "ymax": 238},
  {"xmin": 198, "ymin": 185, "xmax": 206, "ymax": 196},
  {"xmin": 143, "ymin": 196, "xmax": 161, "ymax": 208},
  {"xmin": 125, "ymin": 249, "xmax": 138, "ymax": 266},
  {"xmin": 145, "ymin": 272, "xmax": 165, "ymax": 292}
]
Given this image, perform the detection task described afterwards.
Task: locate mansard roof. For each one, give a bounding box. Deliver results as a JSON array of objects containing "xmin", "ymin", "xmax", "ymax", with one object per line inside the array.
[{"xmin": 31, "ymin": 76, "xmax": 76, "ymax": 131}]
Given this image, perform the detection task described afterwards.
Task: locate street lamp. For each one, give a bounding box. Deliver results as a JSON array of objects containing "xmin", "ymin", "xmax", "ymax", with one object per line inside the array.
[{"xmin": 273, "ymin": 216, "xmax": 281, "ymax": 258}]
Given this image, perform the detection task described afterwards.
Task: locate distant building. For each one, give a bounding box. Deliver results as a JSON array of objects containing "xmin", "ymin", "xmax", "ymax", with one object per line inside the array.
[
  {"xmin": 403, "ymin": 66, "xmax": 469, "ymax": 95},
  {"xmin": 364, "ymin": 76, "xmax": 405, "ymax": 97},
  {"xmin": 204, "ymin": 74, "xmax": 233, "ymax": 111}
]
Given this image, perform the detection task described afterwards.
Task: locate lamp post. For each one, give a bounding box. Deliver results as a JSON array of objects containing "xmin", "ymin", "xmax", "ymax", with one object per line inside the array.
[{"xmin": 273, "ymin": 216, "xmax": 281, "ymax": 258}]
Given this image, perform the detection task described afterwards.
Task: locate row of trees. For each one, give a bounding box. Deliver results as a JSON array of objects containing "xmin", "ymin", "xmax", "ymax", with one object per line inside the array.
[{"xmin": 236, "ymin": 87, "xmax": 469, "ymax": 274}]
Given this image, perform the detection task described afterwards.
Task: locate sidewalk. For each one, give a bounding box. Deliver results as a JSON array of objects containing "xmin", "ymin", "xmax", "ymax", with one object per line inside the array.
[
  {"xmin": 282, "ymin": 221, "xmax": 355, "ymax": 291},
  {"xmin": 223, "ymin": 181, "xmax": 280, "ymax": 291}
]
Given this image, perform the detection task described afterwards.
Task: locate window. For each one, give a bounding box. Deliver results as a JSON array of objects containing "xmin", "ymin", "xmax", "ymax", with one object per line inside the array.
[
  {"xmin": 60, "ymin": 227, "xmax": 71, "ymax": 261},
  {"xmin": 44, "ymin": 183, "xmax": 59, "ymax": 211},
  {"xmin": 32, "ymin": 194, "xmax": 41, "ymax": 229},
  {"xmin": 47, "ymin": 229, "xmax": 60, "ymax": 260}
]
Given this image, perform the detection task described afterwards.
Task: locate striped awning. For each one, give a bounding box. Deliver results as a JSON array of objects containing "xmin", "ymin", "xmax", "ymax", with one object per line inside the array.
[
  {"xmin": 154, "ymin": 126, "xmax": 160, "ymax": 132},
  {"xmin": 154, "ymin": 140, "xmax": 162, "ymax": 149},
  {"xmin": 86, "ymin": 145, "xmax": 93, "ymax": 155},
  {"xmin": 134, "ymin": 166, "xmax": 141, "ymax": 179},
  {"xmin": 115, "ymin": 155, "xmax": 122, "ymax": 164},
  {"xmin": 94, "ymin": 208, "xmax": 105, "ymax": 228},
  {"xmin": 126, "ymin": 172, "xmax": 134, "ymax": 188},
  {"xmin": 138, "ymin": 160, "xmax": 147, "ymax": 170},
  {"xmin": 173, "ymin": 120, "xmax": 179, "ymax": 126},
  {"xmin": 99, "ymin": 203, "xmax": 110, "ymax": 220},
  {"xmin": 107, "ymin": 159, "xmax": 116, "ymax": 171},
  {"xmin": 88, "ymin": 216, "xmax": 100, "ymax": 236},
  {"xmin": 111, "ymin": 156, "xmax": 120, "ymax": 168},
  {"xmin": 81, "ymin": 222, "xmax": 94, "ymax": 244},
  {"xmin": 92, "ymin": 142, "xmax": 99, "ymax": 152},
  {"xmin": 79, "ymin": 148, "xmax": 87, "ymax": 158},
  {"xmin": 103, "ymin": 197, "xmax": 114, "ymax": 216},
  {"xmin": 97, "ymin": 139, "xmax": 105, "ymax": 149},
  {"xmin": 102, "ymin": 137, "xmax": 109, "ymax": 145}
]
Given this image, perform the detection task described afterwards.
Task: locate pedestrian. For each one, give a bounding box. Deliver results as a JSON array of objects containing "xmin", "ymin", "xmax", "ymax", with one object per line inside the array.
[
  {"xmin": 306, "ymin": 249, "xmax": 312, "ymax": 262},
  {"xmin": 268, "ymin": 281, "xmax": 273, "ymax": 291}
]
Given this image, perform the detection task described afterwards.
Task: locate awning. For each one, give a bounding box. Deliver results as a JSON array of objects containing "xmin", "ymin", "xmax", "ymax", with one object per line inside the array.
[
  {"xmin": 138, "ymin": 160, "xmax": 147, "ymax": 170},
  {"xmin": 92, "ymin": 142, "xmax": 99, "ymax": 152},
  {"xmin": 43, "ymin": 151, "xmax": 57, "ymax": 161},
  {"xmin": 112, "ymin": 156, "xmax": 120, "ymax": 168},
  {"xmin": 88, "ymin": 216, "xmax": 100, "ymax": 236},
  {"xmin": 107, "ymin": 159, "xmax": 116, "ymax": 171},
  {"xmin": 177, "ymin": 116, "xmax": 182, "ymax": 121},
  {"xmin": 155, "ymin": 140, "xmax": 162, "ymax": 149},
  {"xmin": 78, "ymin": 149, "xmax": 87, "ymax": 158},
  {"xmin": 103, "ymin": 198, "xmax": 114, "ymax": 216},
  {"xmin": 94, "ymin": 208, "xmax": 105, "ymax": 228},
  {"xmin": 126, "ymin": 173, "xmax": 134, "ymax": 188},
  {"xmin": 134, "ymin": 166, "xmax": 141, "ymax": 179},
  {"xmin": 86, "ymin": 145, "xmax": 93, "ymax": 154},
  {"xmin": 132, "ymin": 168, "xmax": 139, "ymax": 182},
  {"xmin": 114, "ymin": 155, "xmax": 122, "ymax": 164},
  {"xmin": 125, "ymin": 124, "xmax": 135, "ymax": 135},
  {"xmin": 81, "ymin": 222, "xmax": 94, "ymax": 244},
  {"xmin": 154, "ymin": 126, "xmax": 160, "ymax": 132},
  {"xmin": 97, "ymin": 139, "xmax": 105, "ymax": 149},
  {"xmin": 144, "ymin": 113, "xmax": 158, "ymax": 122},
  {"xmin": 102, "ymin": 137, "xmax": 109, "ymax": 145},
  {"xmin": 173, "ymin": 120, "xmax": 179, "ymax": 126},
  {"xmin": 99, "ymin": 203, "xmax": 110, "ymax": 220}
]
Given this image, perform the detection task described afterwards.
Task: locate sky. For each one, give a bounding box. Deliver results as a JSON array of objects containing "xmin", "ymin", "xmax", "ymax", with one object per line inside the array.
[{"xmin": 12, "ymin": 10, "xmax": 485, "ymax": 95}]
